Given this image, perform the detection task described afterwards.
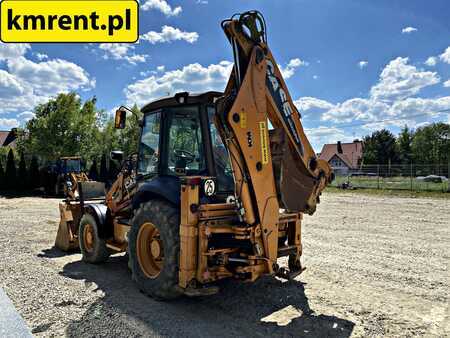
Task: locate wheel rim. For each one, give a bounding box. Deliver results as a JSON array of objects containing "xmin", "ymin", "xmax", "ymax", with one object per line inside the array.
[
  {"xmin": 83, "ymin": 223, "xmax": 95, "ymax": 253},
  {"xmin": 136, "ymin": 222, "xmax": 164, "ymax": 278}
]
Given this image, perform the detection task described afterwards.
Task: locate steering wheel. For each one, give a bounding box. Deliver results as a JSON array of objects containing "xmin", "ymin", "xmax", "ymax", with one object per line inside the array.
[{"xmin": 173, "ymin": 149, "xmax": 195, "ymax": 164}]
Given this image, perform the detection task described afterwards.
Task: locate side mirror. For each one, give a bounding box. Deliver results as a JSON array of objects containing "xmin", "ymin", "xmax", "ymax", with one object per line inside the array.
[
  {"xmin": 110, "ymin": 151, "xmax": 124, "ymax": 162},
  {"xmin": 115, "ymin": 107, "xmax": 127, "ymax": 129}
]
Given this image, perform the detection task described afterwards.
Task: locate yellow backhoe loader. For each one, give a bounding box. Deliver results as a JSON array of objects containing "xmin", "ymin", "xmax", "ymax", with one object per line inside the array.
[
  {"xmin": 58, "ymin": 10, "xmax": 333, "ymax": 299},
  {"xmin": 54, "ymin": 156, "xmax": 90, "ymax": 251}
]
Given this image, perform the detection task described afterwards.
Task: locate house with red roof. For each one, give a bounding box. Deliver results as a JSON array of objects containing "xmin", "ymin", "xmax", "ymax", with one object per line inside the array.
[
  {"xmin": 318, "ymin": 141, "xmax": 363, "ymax": 174},
  {"xmin": 0, "ymin": 129, "xmax": 18, "ymax": 149}
]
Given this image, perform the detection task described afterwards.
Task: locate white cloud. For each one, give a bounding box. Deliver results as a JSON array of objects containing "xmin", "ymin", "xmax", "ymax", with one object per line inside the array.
[
  {"xmin": 304, "ymin": 126, "xmax": 353, "ymax": 151},
  {"xmin": 18, "ymin": 111, "xmax": 35, "ymax": 121},
  {"xmin": 322, "ymin": 98, "xmax": 390, "ymax": 123},
  {"xmin": 401, "ymin": 26, "xmax": 418, "ymax": 34},
  {"xmin": 125, "ymin": 60, "xmax": 232, "ymax": 106},
  {"xmin": 313, "ymin": 75, "xmax": 319, "ymax": 80},
  {"xmin": 311, "ymin": 56, "xmax": 449, "ymax": 130},
  {"xmin": 389, "ymin": 97, "xmax": 450, "ymax": 121},
  {"xmin": 424, "ymin": 56, "xmax": 437, "ymax": 66},
  {"xmin": 0, "ymin": 92, "xmax": 48, "ymax": 114},
  {"xmin": 370, "ymin": 57, "xmax": 440, "ymax": 102},
  {"xmin": 444, "ymin": 79, "xmax": 450, "ymax": 88},
  {"xmin": 140, "ymin": 66, "xmax": 165, "ymax": 77},
  {"xmin": 294, "ymin": 97, "xmax": 334, "ymax": 116},
  {"xmin": 0, "ymin": 70, "xmax": 26, "ymax": 97},
  {"xmin": 141, "ymin": 0, "xmax": 182, "ymax": 17},
  {"xmin": 440, "ymin": 46, "xmax": 450, "ymax": 64},
  {"xmin": 141, "ymin": 26, "xmax": 199, "ymax": 44},
  {"xmin": 320, "ymin": 95, "xmax": 450, "ymax": 129},
  {"xmin": 196, "ymin": 0, "xmax": 208, "ymax": 4},
  {"xmin": 279, "ymin": 58, "xmax": 308, "ymax": 79},
  {"xmin": 7, "ymin": 57, "xmax": 94, "ymax": 96},
  {"xmin": 139, "ymin": 70, "xmax": 154, "ymax": 77},
  {"xmin": 98, "ymin": 43, "xmax": 148, "ymax": 65},
  {"xmin": 35, "ymin": 53, "xmax": 48, "ymax": 61},
  {"xmin": 358, "ymin": 61, "xmax": 368, "ymax": 69},
  {"xmin": 0, "ymin": 118, "xmax": 19, "ymax": 129},
  {"xmin": 0, "ymin": 43, "xmax": 30, "ymax": 60},
  {"xmin": 0, "ymin": 43, "xmax": 95, "ymax": 116}
]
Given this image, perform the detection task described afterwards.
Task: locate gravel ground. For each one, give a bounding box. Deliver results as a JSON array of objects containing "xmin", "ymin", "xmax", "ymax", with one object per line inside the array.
[{"xmin": 0, "ymin": 192, "xmax": 449, "ymax": 337}]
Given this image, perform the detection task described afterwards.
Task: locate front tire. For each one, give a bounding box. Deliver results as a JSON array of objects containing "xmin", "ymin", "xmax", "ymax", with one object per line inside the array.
[
  {"xmin": 79, "ymin": 214, "xmax": 110, "ymax": 263},
  {"xmin": 129, "ymin": 199, "xmax": 182, "ymax": 300}
]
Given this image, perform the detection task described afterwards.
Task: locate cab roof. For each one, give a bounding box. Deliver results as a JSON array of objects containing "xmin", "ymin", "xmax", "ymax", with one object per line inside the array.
[{"xmin": 140, "ymin": 91, "xmax": 223, "ymax": 114}]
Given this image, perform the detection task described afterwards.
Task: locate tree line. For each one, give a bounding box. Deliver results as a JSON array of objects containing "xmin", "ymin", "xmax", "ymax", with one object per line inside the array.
[
  {"xmin": 1, "ymin": 92, "xmax": 449, "ymax": 191},
  {"xmin": 0, "ymin": 92, "xmax": 141, "ymax": 191},
  {"xmin": 362, "ymin": 124, "xmax": 450, "ymax": 170}
]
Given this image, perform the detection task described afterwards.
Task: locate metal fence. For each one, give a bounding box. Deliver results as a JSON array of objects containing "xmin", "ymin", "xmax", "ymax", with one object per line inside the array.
[{"xmin": 332, "ymin": 164, "xmax": 450, "ymax": 192}]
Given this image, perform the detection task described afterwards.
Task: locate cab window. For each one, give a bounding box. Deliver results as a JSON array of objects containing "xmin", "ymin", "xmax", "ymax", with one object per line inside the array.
[
  {"xmin": 167, "ymin": 106, "xmax": 205, "ymax": 175},
  {"xmin": 207, "ymin": 107, "xmax": 234, "ymax": 192},
  {"xmin": 138, "ymin": 112, "xmax": 161, "ymax": 176}
]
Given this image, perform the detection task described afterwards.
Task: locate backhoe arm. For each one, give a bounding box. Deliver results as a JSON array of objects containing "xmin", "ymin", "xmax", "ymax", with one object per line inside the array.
[{"xmin": 215, "ymin": 11, "xmax": 333, "ymax": 267}]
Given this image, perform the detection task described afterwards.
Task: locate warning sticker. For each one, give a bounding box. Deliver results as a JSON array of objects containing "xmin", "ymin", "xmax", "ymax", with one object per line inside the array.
[
  {"xmin": 239, "ymin": 111, "xmax": 247, "ymax": 128},
  {"xmin": 259, "ymin": 121, "xmax": 269, "ymax": 164}
]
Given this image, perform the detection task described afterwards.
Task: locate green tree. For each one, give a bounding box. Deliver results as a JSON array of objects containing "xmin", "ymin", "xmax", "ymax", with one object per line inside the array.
[
  {"xmin": 116, "ymin": 104, "xmax": 142, "ymax": 157},
  {"xmin": 411, "ymin": 123, "xmax": 450, "ymax": 174},
  {"xmin": 5, "ymin": 149, "xmax": 17, "ymax": 190},
  {"xmin": 397, "ymin": 125, "xmax": 413, "ymax": 165},
  {"xmin": 99, "ymin": 154, "xmax": 108, "ymax": 182},
  {"xmin": 19, "ymin": 93, "xmax": 102, "ymax": 161},
  {"xmin": 108, "ymin": 158, "xmax": 119, "ymax": 182},
  {"xmin": 88, "ymin": 159, "xmax": 99, "ymax": 181},
  {"xmin": 17, "ymin": 153, "xmax": 28, "ymax": 190},
  {"xmin": 0, "ymin": 159, "xmax": 4, "ymax": 190},
  {"xmin": 92, "ymin": 119, "xmax": 120, "ymax": 160},
  {"xmin": 29, "ymin": 156, "xmax": 40, "ymax": 190},
  {"xmin": 362, "ymin": 129, "xmax": 399, "ymax": 165}
]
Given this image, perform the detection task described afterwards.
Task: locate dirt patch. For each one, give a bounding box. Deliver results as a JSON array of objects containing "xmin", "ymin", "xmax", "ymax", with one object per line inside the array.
[{"xmin": 0, "ymin": 193, "xmax": 449, "ymax": 337}]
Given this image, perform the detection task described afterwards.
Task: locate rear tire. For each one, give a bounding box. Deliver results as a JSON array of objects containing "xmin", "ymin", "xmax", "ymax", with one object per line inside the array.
[
  {"xmin": 129, "ymin": 199, "xmax": 182, "ymax": 300},
  {"xmin": 79, "ymin": 214, "xmax": 110, "ymax": 263}
]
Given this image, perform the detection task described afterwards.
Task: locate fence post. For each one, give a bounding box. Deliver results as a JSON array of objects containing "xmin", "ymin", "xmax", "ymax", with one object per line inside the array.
[
  {"xmin": 448, "ymin": 159, "xmax": 450, "ymax": 192},
  {"xmin": 410, "ymin": 162, "xmax": 413, "ymax": 191},
  {"xmin": 377, "ymin": 165, "xmax": 380, "ymax": 190}
]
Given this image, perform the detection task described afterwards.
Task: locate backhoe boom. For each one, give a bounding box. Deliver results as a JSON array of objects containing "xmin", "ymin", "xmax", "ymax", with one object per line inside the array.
[{"xmin": 216, "ymin": 11, "xmax": 333, "ymax": 268}]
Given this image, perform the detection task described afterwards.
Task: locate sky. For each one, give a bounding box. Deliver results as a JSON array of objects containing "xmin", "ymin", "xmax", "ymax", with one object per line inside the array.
[{"xmin": 0, "ymin": 0, "xmax": 449, "ymax": 151}]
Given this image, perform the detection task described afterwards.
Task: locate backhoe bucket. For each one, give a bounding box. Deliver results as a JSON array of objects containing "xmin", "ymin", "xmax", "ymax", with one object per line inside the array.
[
  {"xmin": 55, "ymin": 202, "xmax": 80, "ymax": 251},
  {"xmin": 55, "ymin": 181, "xmax": 105, "ymax": 251}
]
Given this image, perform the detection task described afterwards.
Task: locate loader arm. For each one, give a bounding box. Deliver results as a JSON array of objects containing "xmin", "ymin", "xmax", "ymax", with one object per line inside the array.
[{"xmin": 215, "ymin": 11, "xmax": 333, "ymax": 268}]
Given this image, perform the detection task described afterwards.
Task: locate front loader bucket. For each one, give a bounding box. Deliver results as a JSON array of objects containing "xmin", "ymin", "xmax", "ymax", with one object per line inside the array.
[{"xmin": 55, "ymin": 202, "xmax": 79, "ymax": 251}]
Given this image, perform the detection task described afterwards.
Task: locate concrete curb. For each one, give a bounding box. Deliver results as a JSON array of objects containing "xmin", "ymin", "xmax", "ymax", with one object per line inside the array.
[{"xmin": 0, "ymin": 288, "xmax": 33, "ymax": 338}]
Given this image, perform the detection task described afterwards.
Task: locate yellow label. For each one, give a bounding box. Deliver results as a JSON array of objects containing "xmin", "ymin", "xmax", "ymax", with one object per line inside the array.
[
  {"xmin": 259, "ymin": 121, "xmax": 269, "ymax": 165},
  {"xmin": 0, "ymin": 0, "xmax": 138, "ymax": 42},
  {"xmin": 239, "ymin": 111, "xmax": 247, "ymax": 128}
]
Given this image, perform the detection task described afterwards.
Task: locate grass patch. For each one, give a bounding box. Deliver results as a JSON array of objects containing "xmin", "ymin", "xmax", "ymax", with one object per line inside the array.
[{"xmin": 333, "ymin": 175, "xmax": 448, "ymax": 192}]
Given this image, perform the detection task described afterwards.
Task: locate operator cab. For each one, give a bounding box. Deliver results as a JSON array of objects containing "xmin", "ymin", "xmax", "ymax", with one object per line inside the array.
[
  {"xmin": 58, "ymin": 157, "xmax": 83, "ymax": 174},
  {"xmin": 115, "ymin": 91, "xmax": 234, "ymax": 203}
]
